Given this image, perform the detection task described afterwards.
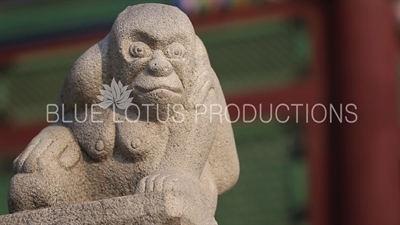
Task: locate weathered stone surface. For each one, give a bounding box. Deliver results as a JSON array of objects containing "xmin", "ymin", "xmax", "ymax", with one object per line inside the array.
[
  {"xmin": 0, "ymin": 192, "xmax": 216, "ymax": 225},
  {"xmin": 5, "ymin": 3, "xmax": 239, "ymax": 224}
]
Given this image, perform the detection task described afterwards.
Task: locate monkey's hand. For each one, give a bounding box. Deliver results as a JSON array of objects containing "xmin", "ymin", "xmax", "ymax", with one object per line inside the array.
[
  {"xmin": 134, "ymin": 170, "xmax": 201, "ymax": 195},
  {"xmin": 13, "ymin": 125, "xmax": 81, "ymax": 174},
  {"xmin": 185, "ymin": 69, "xmax": 213, "ymax": 111}
]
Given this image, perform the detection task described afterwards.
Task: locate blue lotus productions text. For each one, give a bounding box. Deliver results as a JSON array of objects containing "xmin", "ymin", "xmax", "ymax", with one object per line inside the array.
[{"xmin": 46, "ymin": 103, "xmax": 357, "ymax": 124}]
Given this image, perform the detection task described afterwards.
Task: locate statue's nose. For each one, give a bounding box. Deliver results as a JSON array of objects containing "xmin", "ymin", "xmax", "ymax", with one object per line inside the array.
[{"xmin": 147, "ymin": 51, "xmax": 173, "ymax": 77}]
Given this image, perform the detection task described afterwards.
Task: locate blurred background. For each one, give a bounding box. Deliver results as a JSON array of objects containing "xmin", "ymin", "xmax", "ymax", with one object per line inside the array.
[{"xmin": 0, "ymin": 0, "xmax": 398, "ymax": 225}]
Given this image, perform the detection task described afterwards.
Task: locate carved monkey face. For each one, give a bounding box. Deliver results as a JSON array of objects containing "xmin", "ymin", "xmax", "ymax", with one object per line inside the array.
[{"xmin": 109, "ymin": 4, "xmax": 197, "ymax": 106}]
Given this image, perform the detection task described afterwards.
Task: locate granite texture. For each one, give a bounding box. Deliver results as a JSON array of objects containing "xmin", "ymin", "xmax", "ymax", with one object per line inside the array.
[
  {"xmin": 1, "ymin": 192, "xmax": 216, "ymax": 225},
  {"xmin": 3, "ymin": 3, "xmax": 239, "ymax": 224}
]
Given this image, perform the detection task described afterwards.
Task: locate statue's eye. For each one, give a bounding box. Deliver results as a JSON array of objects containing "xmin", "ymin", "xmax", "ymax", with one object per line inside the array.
[
  {"xmin": 165, "ymin": 43, "xmax": 185, "ymax": 59},
  {"xmin": 129, "ymin": 42, "xmax": 151, "ymax": 58}
]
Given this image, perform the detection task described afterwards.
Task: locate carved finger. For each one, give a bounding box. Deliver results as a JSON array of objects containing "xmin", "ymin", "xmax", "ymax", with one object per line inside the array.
[
  {"xmin": 135, "ymin": 177, "xmax": 147, "ymax": 194},
  {"xmin": 154, "ymin": 174, "xmax": 169, "ymax": 192},
  {"xmin": 37, "ymin": 139, "xmax": 80, "ymax": 170},
  {"xmin": 192, "ymin": 71, "xmax": 212, "ymax": 100},
  {"xmin": 21, "ymin": 139, "xmax": 54, "ymax": 173},
  {"xmin": 145, "ymin": 173, "xmax": 160, "ymax": 193},
  {"xmin": 58, "ymin": 141, "xmax": 81, "ymax": 169},
  {"xmin": 197, "ymin": 80, "xmax": 212, "ymax": 104},
  {"xmin": 185, "ymin": 78, "xmax": 213, "ymax": 113},
  {"xmin": 13, "ymin": 137, "xmax": 41, "ymax": 173},
  {"xmin": 162, "ymin": 175, "xmax": 179, "ymax": 192}
]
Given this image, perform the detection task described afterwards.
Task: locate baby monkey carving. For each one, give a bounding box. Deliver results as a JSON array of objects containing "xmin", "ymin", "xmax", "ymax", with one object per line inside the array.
[{"xmin": 8, "ymin": 3, "xmax": 239, "ymax": 223}]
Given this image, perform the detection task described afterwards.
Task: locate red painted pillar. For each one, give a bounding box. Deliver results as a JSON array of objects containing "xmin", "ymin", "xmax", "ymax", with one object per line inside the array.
[{"xmin": 331, "ymin": 1, "xmax": 399, "ymax": 225}]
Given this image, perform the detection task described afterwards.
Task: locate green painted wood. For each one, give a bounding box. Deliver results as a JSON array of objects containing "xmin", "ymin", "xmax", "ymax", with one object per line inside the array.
[
  {"xmin": 0, "ymin": 0, "xmax": 170, "ymax": 41},
  {"xmin": 199, "ymin": 19, "xmax": 311, "ymax": 94}
]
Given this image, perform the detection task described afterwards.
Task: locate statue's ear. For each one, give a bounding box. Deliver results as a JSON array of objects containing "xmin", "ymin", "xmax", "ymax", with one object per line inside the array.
[
  {"xmin": 195, "ymin": 35, "xmax": 211, "ymax": 67},
  {"xmin": 59, "ymin": 35, "xmax": 110, "ymax": 112}
]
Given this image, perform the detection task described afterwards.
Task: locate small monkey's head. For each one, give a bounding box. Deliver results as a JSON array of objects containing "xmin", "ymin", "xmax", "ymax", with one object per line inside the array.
[{"xmin": 109, "ymin": 3, "xmax": 197, "ymax": 106}]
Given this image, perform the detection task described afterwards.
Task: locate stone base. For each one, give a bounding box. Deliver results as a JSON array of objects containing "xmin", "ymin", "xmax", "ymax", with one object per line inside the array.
[{"xmin": 0, "ymin": 192, "xmax": 216, "ymax": 225}]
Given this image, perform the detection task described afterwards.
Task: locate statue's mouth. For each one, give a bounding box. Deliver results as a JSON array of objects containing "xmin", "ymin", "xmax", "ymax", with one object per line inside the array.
[
  {"xmin": 134, "ymin": 84, "xmax": 182, "ymax": 94},
  {"xmin": 132, "ymin": 71, "xmax": 184, "ymax": 95}
]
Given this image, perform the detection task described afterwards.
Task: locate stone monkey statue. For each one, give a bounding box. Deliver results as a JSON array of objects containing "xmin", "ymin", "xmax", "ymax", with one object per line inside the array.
[{"xmin": 8, "ymin": 4, "xmax": 239, "ymax": 221}]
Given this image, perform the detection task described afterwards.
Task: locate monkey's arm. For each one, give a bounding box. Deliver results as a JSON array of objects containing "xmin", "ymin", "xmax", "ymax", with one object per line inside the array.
[
  {"xmin": 13, "ymin": 37, "xmax": 115, "ymax": 174},
  {"xmin": 134, "ymin": 66, "xmax": 219, "ymax": 196},
  {"xmin": 151, "ymin": 67, "xmax": 219, "ymax": 177},
  {"xmin": 147, "ymin": 69, "xmax": 238, "ymax": 195},
  {"xmin": 59, "ymin": 37, "xmax": 116, "ymax": 161},
  {"xmin": 60, "ymin": 38, "xmax": 108, "ymax": 111},
  {"xmin": 135, "ymin": 86, "xmax": 217, "ymax": 196},
  {"xmin": 161, "ymin": 87, "xmax": 218, "ymax": 177}
]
